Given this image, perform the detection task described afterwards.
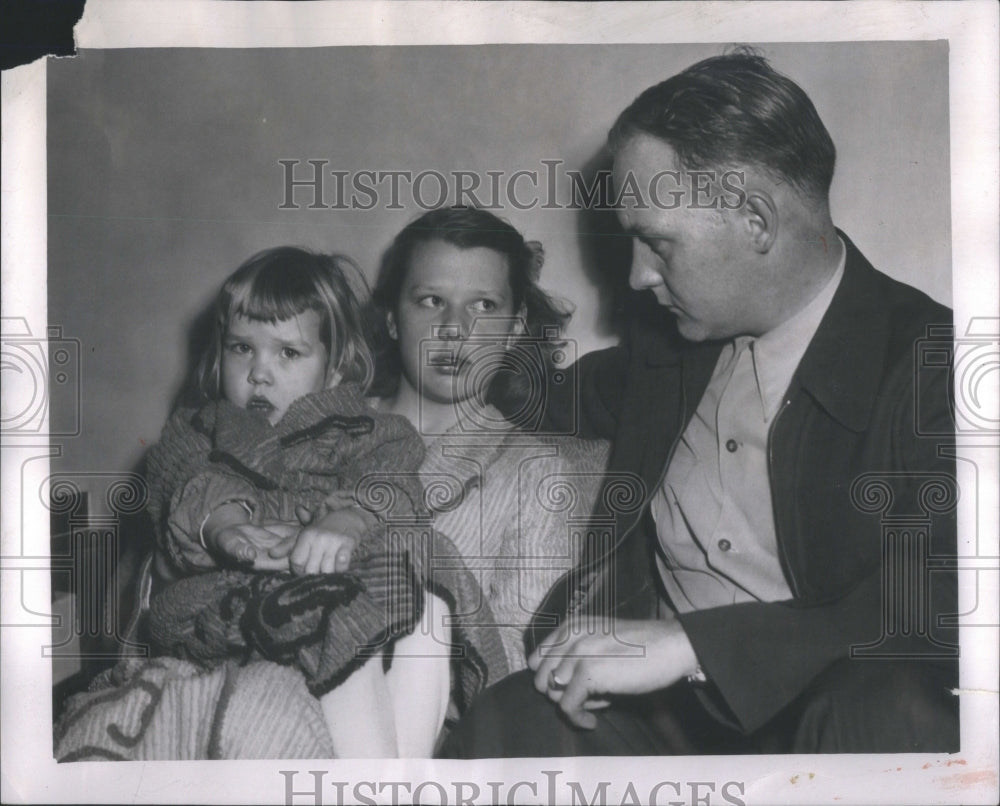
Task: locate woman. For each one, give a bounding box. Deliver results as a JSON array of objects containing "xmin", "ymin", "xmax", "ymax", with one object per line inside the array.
[{"xmin": 370, "ymin": 206, "xmax": 609, "ymax": 676}]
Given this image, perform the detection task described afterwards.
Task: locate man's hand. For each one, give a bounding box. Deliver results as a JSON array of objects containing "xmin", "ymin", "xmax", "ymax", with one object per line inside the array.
[{"xmin": 528, "ymin": 616, "xmax": 700, "ymax": 729}]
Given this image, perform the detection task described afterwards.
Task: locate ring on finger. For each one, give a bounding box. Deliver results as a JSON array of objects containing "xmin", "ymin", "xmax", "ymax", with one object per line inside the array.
[{"xmin": 548, "ymin": 669, "xmax": 567, "ymax": 691}]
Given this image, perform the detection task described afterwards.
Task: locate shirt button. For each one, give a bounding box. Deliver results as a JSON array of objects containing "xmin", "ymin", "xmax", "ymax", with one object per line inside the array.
[
  {"xmin": 725, "ymin": 439, "xmax": 738, "ymax": 453},
  {"xmin": 718, "ymin": 539, "xmax": 732, "ymax": 552}
]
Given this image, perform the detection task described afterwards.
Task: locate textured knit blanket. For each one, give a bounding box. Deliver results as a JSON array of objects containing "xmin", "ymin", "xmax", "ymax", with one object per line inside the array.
[
  {"xmin": 56, "ymin": 657, "xmax": 335, "ymax": 760},
  {"xmin": 147, "ymin": 512, "xmax": 507, "ymax": 700},
  {"xmin": 55, "ymin": 528, "xmax": 508, "ymax": 761}
]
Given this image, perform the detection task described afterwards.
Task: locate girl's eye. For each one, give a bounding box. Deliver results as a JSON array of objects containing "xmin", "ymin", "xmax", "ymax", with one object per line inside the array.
[
  {"xmin": 417, "ymin": 295, "xmax": 443, "ymax": 309},
  {"xmin": 280, "ymin": 347, "xmax": 300, "ymax": 360},
  {"xmin": 226, "ymin": 342, "xmax": 251, "ymax": 355}
]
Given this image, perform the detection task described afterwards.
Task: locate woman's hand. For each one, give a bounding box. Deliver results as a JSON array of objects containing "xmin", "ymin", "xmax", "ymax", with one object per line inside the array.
[
  {"xmin": 527, "ymin": 615, "xmax": 700, "ymax": 729},
  {"xmin": 206, "ymin": 507, "xmax": 298, "ymax": 572}
]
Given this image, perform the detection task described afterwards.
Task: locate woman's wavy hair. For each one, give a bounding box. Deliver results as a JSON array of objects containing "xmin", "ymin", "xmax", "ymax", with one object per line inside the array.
[
  {"xmin": 194, "ymin": 246, "xmax": 376, "ymax": 403},
  {"xmin": 370, "ymin": 206, "xmax": 573, "ymax": 413}
]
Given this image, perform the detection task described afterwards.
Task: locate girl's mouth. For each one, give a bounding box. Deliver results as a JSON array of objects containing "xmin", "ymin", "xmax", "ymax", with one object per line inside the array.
[{"xmin": 247, "ymin": 396, "xmax": 275, "ymax": 414}]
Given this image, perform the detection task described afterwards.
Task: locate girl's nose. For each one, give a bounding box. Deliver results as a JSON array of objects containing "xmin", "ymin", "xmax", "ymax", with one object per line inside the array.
[{"xmin": 248, "ymin": 358, "xmax": 273, "ymax": 385}]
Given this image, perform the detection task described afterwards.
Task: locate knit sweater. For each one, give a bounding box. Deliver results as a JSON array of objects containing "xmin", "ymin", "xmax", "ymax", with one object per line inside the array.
[
  {"xmin": 146, "ymin": 383, "xmax": 426, "ymax": 576},
  {"xmin": 144, "ymin": 383, "xmax": 507, "ymax": 701},
  {"xmin": 416, "ymin": 410, "xmax": 610, "ymax": 671}
]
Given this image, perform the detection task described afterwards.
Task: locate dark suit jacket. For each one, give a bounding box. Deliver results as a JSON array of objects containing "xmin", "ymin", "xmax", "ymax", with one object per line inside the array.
[{"xmin": 535, "ymin": 232, "xmax": 957, "ymax": 732}]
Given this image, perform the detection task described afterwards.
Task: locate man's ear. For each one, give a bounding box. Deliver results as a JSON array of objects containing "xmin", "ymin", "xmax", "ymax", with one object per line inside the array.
[
  {"xmin": 386, "ymin": 311, "xmax": 398, "ymax": 340},
  {"xmin": 744, "ymin": 190, "xmax": 778, "ymax": 253}
]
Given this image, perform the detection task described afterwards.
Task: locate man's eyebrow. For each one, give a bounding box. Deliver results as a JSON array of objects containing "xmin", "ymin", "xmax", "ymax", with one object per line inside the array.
[{"xmin": 626, "ymin": 226, "xmax": 663, "ymax": 240}]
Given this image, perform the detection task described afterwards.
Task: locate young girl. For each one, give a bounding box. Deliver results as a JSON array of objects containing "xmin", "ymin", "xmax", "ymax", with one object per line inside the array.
[{"xmin": 142, "ymin": 247, "xmax": 504, "ymax": 757}]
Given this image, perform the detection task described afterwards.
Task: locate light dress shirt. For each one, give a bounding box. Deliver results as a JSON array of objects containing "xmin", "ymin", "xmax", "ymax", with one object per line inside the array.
[{"xmin": 652, "ymin": 240, "xmax": 846, "ymax": 614}]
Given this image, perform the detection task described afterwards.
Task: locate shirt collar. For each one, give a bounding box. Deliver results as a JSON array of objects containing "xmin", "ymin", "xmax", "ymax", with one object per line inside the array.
[{"xmin": 746, "ymin": 237, "xmax": 847, "ymax": 421}]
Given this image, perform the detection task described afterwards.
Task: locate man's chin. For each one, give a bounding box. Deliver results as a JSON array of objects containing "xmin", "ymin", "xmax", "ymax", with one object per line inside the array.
[{"xmin": 674, "ymin": 317, "xmax": 714, "ymax": 343}]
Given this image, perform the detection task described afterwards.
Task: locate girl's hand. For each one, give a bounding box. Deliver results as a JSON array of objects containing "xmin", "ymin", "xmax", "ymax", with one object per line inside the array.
[
  {"xmin": 281, "ymin": 504, "xmax": 371, "ymax": 575},
  {"xmin": 287, "ymin": 526, "xmax": 357, "ymax": 575}
]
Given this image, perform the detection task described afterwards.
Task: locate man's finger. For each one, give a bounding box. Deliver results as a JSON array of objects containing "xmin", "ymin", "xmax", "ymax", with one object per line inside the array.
[
  {"xmin": 529, "ymin": 620, "xmax": 571, "ymax": 670},
  {"xmin": 559, "ymin": 666, "xmax": 597, "ymax": 729},
  {"xmin": 533, "ymin": 642, "xmax": 578, "ymax": 696},
  {"xmin": 584, "ymin": 698, "xmax": 611, "ymax": 710}
]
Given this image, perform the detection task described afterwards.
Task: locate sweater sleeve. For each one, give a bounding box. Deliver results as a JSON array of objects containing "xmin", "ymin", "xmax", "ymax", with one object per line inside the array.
[
  {"xmin": 146, "ymin": 408, "xmax": 260, "ymax": 575},
  {"xmin": 493, "ymin": 437, "xmax": 611, "ymax": 667},
  {"xmin": 162, "ymin": 471, "xmax": 260, "ymax": 573}
]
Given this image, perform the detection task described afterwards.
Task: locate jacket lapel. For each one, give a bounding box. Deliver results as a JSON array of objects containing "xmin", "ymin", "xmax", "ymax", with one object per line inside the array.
[{"xmin": 794, "ymin": 231, "xmax": 890, "ymax": 433}]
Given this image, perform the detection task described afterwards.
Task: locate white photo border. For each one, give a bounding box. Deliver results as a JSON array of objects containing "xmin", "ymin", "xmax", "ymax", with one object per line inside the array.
[{"xmin": 2, "ymin": 1, "xmax": 997, "ymax": 804}]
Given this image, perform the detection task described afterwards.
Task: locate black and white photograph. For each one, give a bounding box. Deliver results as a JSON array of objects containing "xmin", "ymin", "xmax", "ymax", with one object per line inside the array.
[{"xmin": 2, "ymin": 2, "xmax": 998, "ymax": 804}]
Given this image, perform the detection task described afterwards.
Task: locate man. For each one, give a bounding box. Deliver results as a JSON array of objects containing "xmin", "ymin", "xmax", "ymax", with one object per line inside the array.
[{"xmin": 443, "ymin": 49, "xmax": 958, "ymax": 756}]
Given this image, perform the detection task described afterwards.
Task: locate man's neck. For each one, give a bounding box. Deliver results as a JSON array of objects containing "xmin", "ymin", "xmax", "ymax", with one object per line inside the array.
[{"xmin": 751, "ymin": 221, "xmax": 843, "ymax": 338}]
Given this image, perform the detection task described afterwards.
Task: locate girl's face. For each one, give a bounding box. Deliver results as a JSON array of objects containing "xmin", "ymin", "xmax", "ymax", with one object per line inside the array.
[
  {"xmin": 388, "ymin": 240, "xmax": 519, "ymax": 408},
  {"xmin": 221, "ymin": 310, "xmax": 329, "ymax": 425}
]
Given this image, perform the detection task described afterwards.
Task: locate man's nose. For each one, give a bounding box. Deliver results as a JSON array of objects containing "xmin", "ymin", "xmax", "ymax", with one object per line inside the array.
[{"xmin": 628, "ymin": 244, "xmax": 663, "ymax": 292}]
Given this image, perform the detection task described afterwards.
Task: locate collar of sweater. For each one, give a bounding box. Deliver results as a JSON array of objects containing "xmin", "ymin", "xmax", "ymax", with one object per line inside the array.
[{"xmin": 197, "ymin": 383, "xmax": 375, "ymax": 462}]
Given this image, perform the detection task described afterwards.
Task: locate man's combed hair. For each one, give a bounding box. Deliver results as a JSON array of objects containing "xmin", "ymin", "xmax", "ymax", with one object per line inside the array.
[
  {"xmin": 608, "ymin": 48, "xmax": 836, "ymax": 202},
  {"xmin": 195, "ymin": 246, "xmax": 376, "ymax": 403}
]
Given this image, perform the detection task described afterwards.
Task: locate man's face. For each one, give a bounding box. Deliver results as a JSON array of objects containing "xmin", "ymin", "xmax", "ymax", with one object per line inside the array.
[{"xmin": 613, "ymin": 133, "xmax": 757, "ymax": 342}]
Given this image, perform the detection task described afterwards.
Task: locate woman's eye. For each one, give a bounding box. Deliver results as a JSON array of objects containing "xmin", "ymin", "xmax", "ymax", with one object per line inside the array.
[
  {"xmin": 472, "ymin": 299, "xmax": 498, "ymax": 313},
  {"xmin": 417, "ymin": 295, "xmax": 443, "ymax": 309}
]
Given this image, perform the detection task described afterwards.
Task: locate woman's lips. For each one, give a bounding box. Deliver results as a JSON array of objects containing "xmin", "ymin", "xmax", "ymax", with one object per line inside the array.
[{"xmin": 426, "ymin": 348, "xmax": 459, "ymax": 372}]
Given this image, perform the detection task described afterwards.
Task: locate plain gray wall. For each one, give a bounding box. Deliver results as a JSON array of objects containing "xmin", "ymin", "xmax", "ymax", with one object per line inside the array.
[{"xmin": 47, "ymin": 42, "xmax": 951, "ymax": 493}]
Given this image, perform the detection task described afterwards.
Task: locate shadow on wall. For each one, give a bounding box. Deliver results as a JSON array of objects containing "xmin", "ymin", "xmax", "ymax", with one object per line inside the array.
[{"xmin": 574, "ymin": 148, "xmax": 633, "ymax": 340}]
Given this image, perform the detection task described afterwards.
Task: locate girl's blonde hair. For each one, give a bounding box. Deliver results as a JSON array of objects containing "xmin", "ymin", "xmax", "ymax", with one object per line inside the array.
[{"xmin": 195, "ymin": 246, "xmax": 375, "ymax": 402}]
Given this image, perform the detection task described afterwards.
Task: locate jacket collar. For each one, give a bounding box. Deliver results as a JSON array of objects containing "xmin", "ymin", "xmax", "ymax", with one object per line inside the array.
[
  {"xmin": 791, "ymin": 230, "xmax": 889, "ymax": 433},
  {"xmin": 637, "ymin": 230, "xmax": 889, "ymax": 434}
]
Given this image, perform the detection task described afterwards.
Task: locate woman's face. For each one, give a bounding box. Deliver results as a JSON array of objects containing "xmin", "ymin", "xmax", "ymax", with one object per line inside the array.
[{"xmin": 388, "ymin": 239, "xmax": 520, "ymax": 408}]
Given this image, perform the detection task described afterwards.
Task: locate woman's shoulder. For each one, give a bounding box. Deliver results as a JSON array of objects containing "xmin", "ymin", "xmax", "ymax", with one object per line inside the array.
[{"xmin": 485, "ymin": 430, "xmax": 610, "ymax": 478}]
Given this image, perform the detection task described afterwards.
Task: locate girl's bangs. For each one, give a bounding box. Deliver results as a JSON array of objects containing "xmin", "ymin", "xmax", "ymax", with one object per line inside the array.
[{"xmin": 226, "ymin": 274, "xmax": 318, "ymax": 325}]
